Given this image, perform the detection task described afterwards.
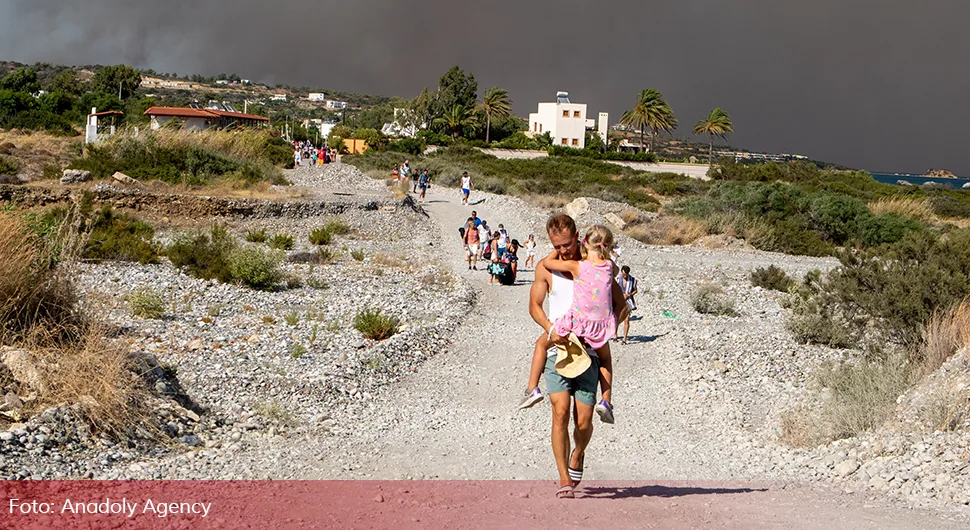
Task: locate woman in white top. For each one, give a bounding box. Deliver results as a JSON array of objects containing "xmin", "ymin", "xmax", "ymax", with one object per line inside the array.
[
  {"xmin": 460, "ymin": 171, "xmax": 473, "ymax": 205},
  {"xmin": 523, "ymin": 234, "xmax": 537, "ymax": 270}
]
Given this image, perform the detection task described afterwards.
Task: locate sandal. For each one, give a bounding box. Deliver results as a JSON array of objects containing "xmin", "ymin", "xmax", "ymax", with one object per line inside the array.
[
  {"xmin": 568, "ymin": 449, "xmax": 584, "ymax": 487},
  {"xmin": 555, "ymin": 485, "xmax": 575, "ymax": 499}
]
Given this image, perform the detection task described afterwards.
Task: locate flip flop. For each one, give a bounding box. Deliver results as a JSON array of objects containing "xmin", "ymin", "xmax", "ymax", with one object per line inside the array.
[
  {"xmin": 568, "ymin": 449, "xmax": 584, "ymax": 487},
  {"xmin": 555, "ymin": 485, "xmax": 575, "ymax": 499}
]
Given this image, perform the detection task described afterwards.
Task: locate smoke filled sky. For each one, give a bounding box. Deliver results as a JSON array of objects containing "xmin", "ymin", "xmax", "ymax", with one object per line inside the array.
[{"xmin": 2, "ymin": 1, "xmax": 969, "ymax": 175}]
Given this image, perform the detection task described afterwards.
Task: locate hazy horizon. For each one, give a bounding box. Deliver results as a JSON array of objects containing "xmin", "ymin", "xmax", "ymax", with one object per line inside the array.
[{"xmin": 2, "ymin": 1, "xmax": 969, "ymax": 175}]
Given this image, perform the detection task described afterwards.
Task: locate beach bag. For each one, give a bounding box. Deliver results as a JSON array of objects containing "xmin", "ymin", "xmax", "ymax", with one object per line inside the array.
[
  {"xmin": 482, "ymin": 244, "xmax": 492, "ymax": 260},
  {"xmin": 459, "ymin": 226, "xmax": 466, "ymax": 239}
]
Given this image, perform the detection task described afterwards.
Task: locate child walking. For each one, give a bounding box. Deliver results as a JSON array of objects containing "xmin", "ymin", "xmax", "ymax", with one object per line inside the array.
[{"xmin": 518, "ymin": 225, "xmax": 617, "ymax": 424}]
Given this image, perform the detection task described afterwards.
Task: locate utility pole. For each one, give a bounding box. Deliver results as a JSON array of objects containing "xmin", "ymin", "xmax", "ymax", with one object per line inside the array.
[{"xmin": 118, "ymin": 81, "xmax": 123, "ymax": 101}]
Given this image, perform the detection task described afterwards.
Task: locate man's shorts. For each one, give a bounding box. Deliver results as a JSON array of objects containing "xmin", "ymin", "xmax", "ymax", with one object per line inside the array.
[
  {"xmin": 544, "ymin": 348, "xmax": 599, "ymax": 406},
  {"xmin": 465, "ymin": 243, "xmax": 479, "ymax": 256},
  {"xmin": 462, "ymin": 188, "xmax": 470, "ymax": 196},
  {"xmin": 497, "ymin": 247, "xmax": 506, "ymax": 258}
]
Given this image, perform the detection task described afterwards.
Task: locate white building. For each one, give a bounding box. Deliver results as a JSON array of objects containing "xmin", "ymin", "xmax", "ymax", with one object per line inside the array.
[
  {"xmin": 270, "ymin": 94, "xmax": 287, "ymax": 102},
  {"xmin": 308, "ymin": 93, "xmax": 326, "ymax": 102},
  {"xmin": 302, "ymin": 119, "xmax": 337, "ymax": 138},
  {"xmin": 529, "ymin": 92, "xmax": 596, "ymax": 149},
  {"xmin": 326, "ymin": 100, "xmax": 348, "ymax": 109}
]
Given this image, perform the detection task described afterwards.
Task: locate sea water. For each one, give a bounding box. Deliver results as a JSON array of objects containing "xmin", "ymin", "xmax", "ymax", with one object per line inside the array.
[{"xmin": 870, "ymin": 172, "xmax": 970, "ymax": 189}]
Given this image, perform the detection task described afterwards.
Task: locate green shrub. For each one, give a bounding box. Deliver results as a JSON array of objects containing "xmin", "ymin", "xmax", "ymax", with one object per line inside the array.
[
  {"xmin": 0, "ymin": 154, "xmax": 19, "ymax": 175},
  {"xmin": 315, "ymin": 247, "xmax": 336, "ymax": 264},
  {"xmin": 807, "ymin": 194, "xmax": 870, "ymax": 245},
  {"xmin": 284, "ymin": 311, "xmax": 299, "ymax": 326},
  {"xmin": 385, "ymin": 138, "xmax": 426, "ymax": 155},
  {"xmin": 268, "ymin": 233, "xmax": 294, "ymax": 250},
  {"xmin": 929, "ymin": 195, "xmax": 970, "ymax": 219},
  {"xmin": 859, "ymin": 213, "xmax": 923, "ymax": 247},
  {"xmin": 67, "ymin": 130, "xmax": 287, "ymax": 188},
  {"xmin": 353, "ymin": 308, "xmax": 399, "ymax": 340},
  {"xmin": 790, "ymin": 229, "xmax": 970, "ymax": 350},
  {"xmin": 166, "ymin": 224, "xmax": 236, "ymax": 283},
  {"xmin": 323, "ymin": 219, "xmax": 350, "ymax": 235},
  {"xmin": 690, "ymin": 283, "xmax": 738, "ymax": 316},
  {"xmin": 83, "ymin": 206, "xmax": 160, "ymax": 264},
  {"xmin": 750, "ymin": 265, "xmax": 795, "ymax": 292},
  {"xmin": 126, "ymin": 287, "xmax": 165, "ymax": 319},
  {"xmin": 227, "ymin": 246, "xmax": 284, "ymax": 291},
  {"xmin": 308, "ymin": 228, "xmax": 332, "ymax": 246},
  {"xmin": 245, "ymin": 228, "xmax": 268, "ymax": 243},
  {"xmin": 351, "ymin": 249, "xmax": 365, "ymax": 261}
]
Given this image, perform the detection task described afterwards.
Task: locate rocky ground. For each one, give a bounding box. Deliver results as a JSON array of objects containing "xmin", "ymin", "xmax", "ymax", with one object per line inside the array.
[{"xmin": 0, "ymin": 161, "xmax": 968, "ymax": 526}]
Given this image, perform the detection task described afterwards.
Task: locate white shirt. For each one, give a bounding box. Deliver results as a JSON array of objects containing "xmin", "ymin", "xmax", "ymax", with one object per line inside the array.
[
  {"xmin": 545, "ymin": 271, "xmax": 598, "ymax": 359},
  {"xmin": 461, "ymin": 176, "xmax": 471, "ymax": 189}
]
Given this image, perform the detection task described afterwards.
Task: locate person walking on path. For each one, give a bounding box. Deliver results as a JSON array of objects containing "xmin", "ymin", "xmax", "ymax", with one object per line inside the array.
[
  {"xmin": 537, "ymin": 225, "xmax": 620, "ymax": 426},
  {"xmin": 616, "ymin": 265, "xmax": 638, "ymax": 344},
  {"xmin": 460, "ymin": 171, "xmax": 473, "ymax": 205},
  {"xmin": 523, "ymin": 214, "xmax": 628, "ymax": 499},
  {"xmin": 411, "ymin": 164, "xmax": 420, "ymax": 193},
  {"xmin": 487, "ymin": 232, "xmax": 502, "ymax": 285},
  {"xmin": 523, "ymin": 234, "xmax": 537, "ymax": 271},
  {"xmin": 401, "ymin": 159, "xmax": 411, "ymax": 184},
  {"xmin": 418, "ymin": 170, "xmax": 430, "ymax": 202},
  {"xmin": 462, "ymin": 217, "xmax": 481, "ymax": 270}
]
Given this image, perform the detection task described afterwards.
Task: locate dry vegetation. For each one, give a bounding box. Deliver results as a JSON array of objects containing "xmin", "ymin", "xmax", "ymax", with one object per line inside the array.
[
  {"xmin": 867, "ymin": 196, "xmax": 935, "ymax": 223},
  {"xmin": 623, "ymin": 214, "xmax": 707, "ymax": 246},
  {"xmin": 0, "ymin": 209, "xmax": 155, "ymax": 439},
  {"xmin": 918, "ymin": 298, "xmax": 970, "ymax": 379},
  {"xmin": 0, "ymin": 130, "xmax": 80, "ymax": 180}
]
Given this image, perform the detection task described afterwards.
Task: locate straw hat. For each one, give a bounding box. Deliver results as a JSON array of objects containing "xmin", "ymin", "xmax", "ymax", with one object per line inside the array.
[{"xmin": 554, "ymin": 333, "xmax": 592, "ymax": 378}]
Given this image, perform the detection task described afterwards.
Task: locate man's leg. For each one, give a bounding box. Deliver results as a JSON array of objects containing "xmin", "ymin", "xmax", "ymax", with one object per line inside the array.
[
  {"xmin": 548, "ymin": 391, "xmax": 573, "ymax": 489},
  {"xmin": 570, "ymin": 356, "xmax": 600, "ymax": 475},
  {"xmin": 623, "ymin": 314, "xmax": 631, "ymax": 342}
]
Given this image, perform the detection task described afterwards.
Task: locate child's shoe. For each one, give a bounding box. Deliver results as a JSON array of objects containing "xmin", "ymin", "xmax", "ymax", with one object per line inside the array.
[
  {"xmin": 594, "ymin": 400, "xmax": 614, "ymax": 424},
  {"xmin": 517, "ymin": 387, "xmax": 544, "ymax": 409}
]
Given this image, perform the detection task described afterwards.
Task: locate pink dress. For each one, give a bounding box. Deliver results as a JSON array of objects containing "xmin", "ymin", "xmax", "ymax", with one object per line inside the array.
[{"xmin": 554, "ymin": 260, "xmax": 616, "ymax": 349}]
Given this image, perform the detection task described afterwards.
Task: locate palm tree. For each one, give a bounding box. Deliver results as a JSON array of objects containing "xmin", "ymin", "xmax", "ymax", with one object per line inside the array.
[
  {"xmin": 476, "ymin": 87, "xmax": 512, "ymax": 144},
  {"xmin": 619, "ymin": 89, "xmax": 677, "ymax": 154},
  {"xmin": 434, "ymin": 104, "xmax": 477, "ymax": 141},
  {"xmin": 693, "ymin": 108, "xmax": 734, "ymax": 165}
]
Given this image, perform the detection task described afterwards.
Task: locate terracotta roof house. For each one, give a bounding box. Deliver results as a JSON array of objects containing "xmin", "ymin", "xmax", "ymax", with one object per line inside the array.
[{"xmin": 144, "ymin": 106, "xmax": 269, "ymax": 131}]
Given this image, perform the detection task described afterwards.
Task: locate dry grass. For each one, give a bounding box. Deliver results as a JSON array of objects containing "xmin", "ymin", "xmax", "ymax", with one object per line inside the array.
[
  {"xmin": 0, "ymin": 130, "xmax": 79, "ymax": 180},
  {"xmin": 371, "ymin": 252, "xmax": 409, "ymax": 269},
  {"xmin": 0, "ymin": 213, "xmax": 80, "ymax": 344},
  {"xmin": 918, "ymin": 298, "xmax": 970, "ymax": 379},
  {"xmin": 34, "ymin": 324, "xmax": 156, "ymax": 439},
  {"xmin": 920, "ymin": 382, "xmax": 970, "ymax": 432},
  {"xmin": 624, "ymin": 215, "xmax": 707, "ymax": 246},
  {"xmin": 868, "ymin": 196, "xmax": 935, "ymax": 223}
]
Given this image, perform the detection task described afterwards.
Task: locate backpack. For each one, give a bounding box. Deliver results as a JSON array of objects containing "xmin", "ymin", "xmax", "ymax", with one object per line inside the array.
[
  {"xmin": 496, "ymin": 262, "xmax": 515, "ymax": 285},
  {"xmin": 482, "ymin": 243, "xmax": 492, "ymax": 260},
  {"xmin": 459, "ymin": 226, "xmax": 466, "ymax": 239}
]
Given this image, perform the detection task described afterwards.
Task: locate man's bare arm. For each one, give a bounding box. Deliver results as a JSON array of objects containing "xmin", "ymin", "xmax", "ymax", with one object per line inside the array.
[{"xmin": 530, "ymin": 262, "xmax": 553, "ymax": 333}]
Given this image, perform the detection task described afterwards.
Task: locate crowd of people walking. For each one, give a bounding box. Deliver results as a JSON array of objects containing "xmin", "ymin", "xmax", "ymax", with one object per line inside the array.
[
  {"xmin": 293, "ymin": 140, "xmax": 338, "ymax": 168},
  {"xmin": 460, "ymin": 210, "xmax": 533, "ymax": 286}
]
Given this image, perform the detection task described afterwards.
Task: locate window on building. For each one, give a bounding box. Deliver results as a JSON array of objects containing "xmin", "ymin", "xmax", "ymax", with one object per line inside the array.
[
  {"xmin": 562, "ymin": 110, "xmax": 569, "ymax": 118},
  {"xmin": 561, "ymin": 138, "xmax": 568, "ymax": 145},
  {"xmin": 572, "ymin": 138, "xmax": 579, "ymax": 146},
  {"xmin": 573, "ymin": 111, "xmax": 581, "ymax": 118}
]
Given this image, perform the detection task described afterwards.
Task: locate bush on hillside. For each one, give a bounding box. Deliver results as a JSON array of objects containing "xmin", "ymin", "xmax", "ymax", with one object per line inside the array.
[
  {"xmin": 690, "ymin": 283, "xmax": 738, "ymax": 316},
  {"xmin": 166, "ymin": 224, "xmax": 236, "ymax": 283},
  {"xmin": 385, "ymin": 137, "xmax": 426, "ymax": 155},
  {"xmin": 789, "ymin": 229, "xmax": 970, "ymax": 350},
  {"xmin": 67, "ymin": 130, "xmax": 287, "ymax": 187},
  {"xmin": 353, "ymin": 308, "xmax": 399, "ymax": 341},
  {"xmin": 750, "ymin": 265, "xmax": 795, "ymax": 292},
  {"xmin": 548, "ymin": 145, "xmax": 658, "ymax": 162},
  {"xmin": 308, "ymin": 227, "xmax": 332, "ymax": 246},
  {"xmin": 227, "ymin": 246, "xmax": 284, "ymax": 291},
  {"xmin": 859, "ymin": 213, "xmax": 924, "ymax": 247},
  {"xmin": 0, "ymin": 154, "xmax": 20, "ymax": 175},
  {"xmin": 268, "ymin": 233, "xmax": 294, "ymax": 250},
  {"xmin": 83, "ymin": 206, "xmax": 160, "ymax": 264}
]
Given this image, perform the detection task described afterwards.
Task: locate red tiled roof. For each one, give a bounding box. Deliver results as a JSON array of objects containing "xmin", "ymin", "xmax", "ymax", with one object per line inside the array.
[
  {"xmin": 144, "ymin": 107, "xmax": 217, "ymax": 119},
  {"xmin": 144, "ymin": 106, "xmax": 269, "ymax": 122},
  {"xmin": 205, "ymin": 109, "xmax": 270, "ymax": 122}
]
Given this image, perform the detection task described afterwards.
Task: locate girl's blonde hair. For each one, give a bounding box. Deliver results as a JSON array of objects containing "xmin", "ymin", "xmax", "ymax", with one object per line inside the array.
[{"xmin": 581, "ymin": 225, "xmax": 615, "ymax": 260}]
